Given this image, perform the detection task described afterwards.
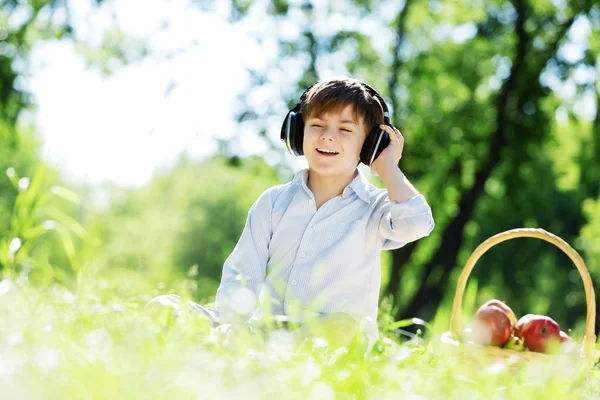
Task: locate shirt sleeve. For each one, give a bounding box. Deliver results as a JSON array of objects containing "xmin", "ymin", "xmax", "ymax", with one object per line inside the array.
[
  {"xmin": 377, "ymin": 194, "xmax": 434, "ymax": 250},
  {"xmin": 215, "ymin": 188, "xmax": 273, "ymax": 324}
]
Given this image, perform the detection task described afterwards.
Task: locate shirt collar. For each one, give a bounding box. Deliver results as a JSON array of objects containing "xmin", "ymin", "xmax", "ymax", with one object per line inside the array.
[
  {"xmin": 295, "ymin": 168, "xmax": 370, "ymax": 203},
  {"xmin": 346, "ymin": 168, "xmax": 371, "ymax": 203}
]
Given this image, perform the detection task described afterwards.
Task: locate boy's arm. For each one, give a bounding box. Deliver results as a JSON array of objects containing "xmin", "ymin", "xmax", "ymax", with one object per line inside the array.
[
  {"xmin": 215, "ymin": 189, "xmax": 273, "ymax": 324},
  {"xmin": 371, "ymin": 124, "xmax": 434, "ymax": 250},
  {"xmin": 377, "ymin": 166, "xmax": 434, "ymax": 250}
]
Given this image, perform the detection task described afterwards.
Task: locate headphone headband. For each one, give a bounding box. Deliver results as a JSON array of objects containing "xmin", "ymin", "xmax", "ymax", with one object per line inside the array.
[
  {"xmin": 359, "ymin": 82, "xmax": 390, "ymax": 121},
  {"xmin": 298, "ymin": 81, "xmax": 389, "ymax": 118}
]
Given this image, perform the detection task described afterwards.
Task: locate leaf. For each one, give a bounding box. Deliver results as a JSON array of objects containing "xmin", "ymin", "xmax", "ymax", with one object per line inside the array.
[
  {"xmin": 43, "ymin": 206, "xmax": 87, "ymax": 238},
  {"xmin": 21, "ymin": 223, "xmax": 52, "ymax": 241},
  {"xmin": 5, "ymin": 167, "xmax": 19, "ymax": 190},
  {"xmin": 55, "ymin": 224, "xmax": 78, "ymax": 272},
  {"xmin": 50, "ymin": 186, "xmax": 81, "ymax": 205},
  {"xmin": 267, "ymin": 0, "xmax": 289, "ymax": 15}
]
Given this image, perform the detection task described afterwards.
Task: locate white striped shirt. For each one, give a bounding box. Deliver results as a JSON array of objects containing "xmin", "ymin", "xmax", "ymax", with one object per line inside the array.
[{"xmin": 215, "ymin": 168, "xmax": 434, "ymax": 343}]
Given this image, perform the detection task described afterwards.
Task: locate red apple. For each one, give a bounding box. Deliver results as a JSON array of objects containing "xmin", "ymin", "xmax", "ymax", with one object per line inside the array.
[
  {"xmin": 559, "ymin": 330, "xmax": 579, "ymax": 354},
  {"xmin": 520, "ymin": 315, "xmax": 561, "ymax": 353},
  {"xmin": 514, "ymin": 313, "xmax": 535, "ymax": 339},
  {"xmin": 559, "ymin": 330, "xmax": 574, "ymax": 343},
  {"xmin": 472, "ymin": 305, "xmax": 513, "ymax": 347},
  {"xmin": 481, "ymin": 299, "xmax": 517, "ymax": 326}
]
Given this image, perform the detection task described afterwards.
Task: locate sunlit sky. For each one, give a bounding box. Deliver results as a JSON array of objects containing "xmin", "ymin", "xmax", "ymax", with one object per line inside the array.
[
  {"xmin": 25, "ymin": 0, "xmax": 297, "ymax": 187},
  {"xmin": 21, "ymin": 0, "xmax": 597, "ymax": 188}
]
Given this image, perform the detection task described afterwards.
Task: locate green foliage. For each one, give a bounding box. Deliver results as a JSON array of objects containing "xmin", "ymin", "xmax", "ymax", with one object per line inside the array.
[
  {"xmin": 85, "ymin": 155, "xmax": 282, "ymax": 301},
  {"xmin": 268, "ymin": 0, "xmax": 289, "ymax": 15},
  {"xmin": 0, "ymin": 0, "xmax": 139, "ymax": 290},
  {"xmin": 582, "ymin": 198, "xmax": 600, "ymax": 277},
  {"xmin": 0, "ymin": 162, "xmax": 87, "ymax": 285},
  {"xmin": 73, "ymin": 28, "xmax": 149, "ymax": 76}
]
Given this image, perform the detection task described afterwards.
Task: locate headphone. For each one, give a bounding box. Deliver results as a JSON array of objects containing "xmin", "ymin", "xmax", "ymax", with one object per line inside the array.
[{"xmin": 280, "ymin": 81, "xmax": 392, "ymax": 166}]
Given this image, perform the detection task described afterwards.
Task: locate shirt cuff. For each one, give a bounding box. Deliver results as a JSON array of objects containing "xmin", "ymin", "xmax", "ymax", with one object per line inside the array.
[{"xmin": 389, "ymin": 194, "xmax": 432, "ymax": 224}]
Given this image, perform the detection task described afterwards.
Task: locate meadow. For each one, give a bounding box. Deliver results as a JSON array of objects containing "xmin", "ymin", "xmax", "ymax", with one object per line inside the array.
[{"xmin": 1, "ymin": 273, "xmax": 599, "ymax": 399}]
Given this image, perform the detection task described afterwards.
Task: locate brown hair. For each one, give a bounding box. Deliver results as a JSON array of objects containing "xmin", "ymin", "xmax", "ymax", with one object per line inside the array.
[{"xmin": 300, "ymin": 77, "xmax": 384, "ymax": 135}]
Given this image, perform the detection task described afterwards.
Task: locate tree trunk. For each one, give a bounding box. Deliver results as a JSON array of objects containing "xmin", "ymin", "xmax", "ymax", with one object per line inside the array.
[
  {"xmin": 397, "ymin": 0, "xmax": 530, "ymax": 321},
  {"xmin": 396, "ymin": 1, "xmax": 584, "ymax": 322},
  {"xmin": 388, "ymin": 0, "xmax": 411, "ymax": 122}
]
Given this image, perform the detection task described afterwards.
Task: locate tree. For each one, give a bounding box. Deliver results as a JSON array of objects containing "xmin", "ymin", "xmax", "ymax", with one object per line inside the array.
[
  {"xmin": 0, "ymin": 0, "xmax": 145, "ymax": 281},
  {"xmin": 199, "ymin": 0, "xmax": 600, "ymax": 330}
]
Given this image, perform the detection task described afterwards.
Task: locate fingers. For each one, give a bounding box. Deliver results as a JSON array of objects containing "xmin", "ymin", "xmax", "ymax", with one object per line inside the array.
[
  {"xmin": 394, "ymin": 126, "xmax": 403, "ymax": 140},
  {"xmin": 380, "ymin": 124, "xmax": 404, "ymax": 142},
  {"xmin": 379, "ymin": 124, "xmax": 404, "ymax": 162}
]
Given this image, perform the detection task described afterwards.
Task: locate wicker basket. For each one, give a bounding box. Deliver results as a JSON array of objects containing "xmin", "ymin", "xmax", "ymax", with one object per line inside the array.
[{"xmin": 440, "ymin": 228, "xmax": 600, "ymax": 369}]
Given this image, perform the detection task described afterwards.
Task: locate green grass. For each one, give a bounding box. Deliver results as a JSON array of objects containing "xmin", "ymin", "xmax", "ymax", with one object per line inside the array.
[
  {"xmin": 1, "ymin": 276, "xmax": 599, "ymax": 400},
  {"xmin": 2, "ymin": 166, "xmax": 600, "ymax": 399}
]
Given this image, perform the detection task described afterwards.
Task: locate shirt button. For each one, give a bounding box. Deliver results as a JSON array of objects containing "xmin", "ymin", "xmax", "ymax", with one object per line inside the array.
[
  {"xmin": 292, "ymin": 280, "xmax": 298, "ymax": 285},
  {"xmin": 301, "ymin": 252, "xmax": 306, "ymax": 258},
  {"xmin": 308, "ymin": 199, "xmax": 314, "ymax": 205},
  {"xmin": 308, "ymin": 228, "xmax": 313, "ymax": 233}
]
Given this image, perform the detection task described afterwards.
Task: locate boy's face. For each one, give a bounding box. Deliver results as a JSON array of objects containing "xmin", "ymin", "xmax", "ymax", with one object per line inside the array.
[{"xmin": 303, "ymin": 104, "xmax": 368, "ymax": 178}]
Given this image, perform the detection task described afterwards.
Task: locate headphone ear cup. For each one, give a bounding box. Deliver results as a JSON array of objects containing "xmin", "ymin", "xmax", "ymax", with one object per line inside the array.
[
  {"xmin": 360, "ymin": 126, "xmax": 391, "ymax": 166},
  {"xmin": 292, "ymin": 112, "xmax": 305, "ymax": 156},
  {"xmin": 280, "ymin": 109, "xmax": 304, "ymax": 156}
]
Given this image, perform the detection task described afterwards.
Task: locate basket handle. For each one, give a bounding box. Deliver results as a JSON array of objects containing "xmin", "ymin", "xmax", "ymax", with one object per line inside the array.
[{"xmin": 449, "ymin": 228, "xmax": 597, "ymax": 358}]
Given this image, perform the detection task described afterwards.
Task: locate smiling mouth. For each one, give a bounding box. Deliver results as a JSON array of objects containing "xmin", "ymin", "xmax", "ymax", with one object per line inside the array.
[{"xmin": 316, "ymin": 148, "xmax": 339, "ymax": 155}]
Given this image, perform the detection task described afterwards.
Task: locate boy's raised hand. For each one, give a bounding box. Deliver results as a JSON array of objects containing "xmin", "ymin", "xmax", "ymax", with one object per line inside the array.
[{"xmin": 370, "ymin": 124, "xmax": 404, "ymax": 178}]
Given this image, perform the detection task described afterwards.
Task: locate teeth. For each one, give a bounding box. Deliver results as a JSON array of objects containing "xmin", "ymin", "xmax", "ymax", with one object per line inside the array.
[{"xmin": 317, "ymin": 148, "xmax": 338, "ymax": 154}]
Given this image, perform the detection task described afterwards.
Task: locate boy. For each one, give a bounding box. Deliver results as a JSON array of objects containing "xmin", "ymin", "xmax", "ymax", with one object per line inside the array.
[{"xmin": 148, "ymin": 77, "xmax": 434, "ymax": 350}]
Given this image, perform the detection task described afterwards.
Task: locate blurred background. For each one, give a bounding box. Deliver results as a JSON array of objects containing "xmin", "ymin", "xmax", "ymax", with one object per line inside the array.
[{"xmin": 1, "ymin": 0, "xmax": 599, "ymax": 334}]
